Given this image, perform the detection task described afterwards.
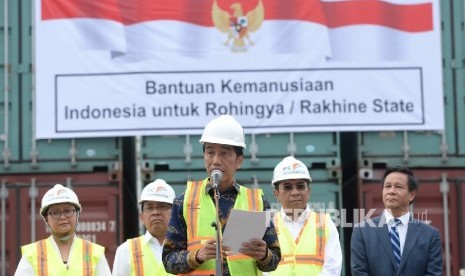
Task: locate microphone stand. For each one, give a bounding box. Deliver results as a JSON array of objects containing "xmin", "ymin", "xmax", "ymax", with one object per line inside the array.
[{"xmin": 211, "ymin": 185, "xmax": 224, "ymax": 275}]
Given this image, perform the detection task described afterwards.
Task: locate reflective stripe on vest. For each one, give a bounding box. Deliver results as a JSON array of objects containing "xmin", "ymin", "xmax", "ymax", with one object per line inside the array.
[
  {"xmin": 83, "ymin": 240, "xmax": 93, "ymax": 275},
  {"xmin": 37, "ymin": 240, "xmax": 48, "ymax": 276},
  {"xmin": 130, "ymin": 237, "xmax": 144, "ymax": 276},
  {"xmin": 128, "ymin": 236, "xmax": 171, "ymax": 276},
  {"xmin": 270, "ymin": 211, "xmax": 329, "ymax": 275},
  {"xmin": 246, "ymin": 188, "xmax": 261, "ymax": 212},
  {"xmin": 22, "ymin": 237, "xmax": 104, "ymax": 276},
  {"xmin": 183, "ymin": 178, "xmax": 264, "ymax": 276}
]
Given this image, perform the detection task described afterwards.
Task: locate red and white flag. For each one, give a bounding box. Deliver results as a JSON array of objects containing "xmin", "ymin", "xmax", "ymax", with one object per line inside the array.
[
  {"xmin": 41, "ymin": 0, "xmax": 126, "ymax": 54},
  {"xmin": 42, "ymin": 0, "xmax": 331, "ymax": 60},
  {"xmin": 321, "ymin": 0, "xmax": 434, "ymax": 61},
  {"xmin": 41, "ymin": 0, "xmax": 433, "ymax": 61}
]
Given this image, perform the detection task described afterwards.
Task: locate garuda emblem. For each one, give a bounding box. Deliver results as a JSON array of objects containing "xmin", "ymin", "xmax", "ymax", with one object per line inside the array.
[{"xmin": 212, "ymin": 0, "xmax": 264, "ymax": 52}]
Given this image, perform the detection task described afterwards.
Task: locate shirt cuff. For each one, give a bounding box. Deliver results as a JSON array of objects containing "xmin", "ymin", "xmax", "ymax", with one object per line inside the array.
[
  {"xmin": 256, "ymin": 247, "xmax": 271, "ymax": 265},
  {"xmin": 187, "ymin": 249, "xmax": 203, "ymax": 269}
]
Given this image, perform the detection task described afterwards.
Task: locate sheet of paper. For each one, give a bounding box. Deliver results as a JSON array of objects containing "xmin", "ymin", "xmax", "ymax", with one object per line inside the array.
[{"xmin": 222, "ymin": 209, "xmax": 269, "ymax": 253}]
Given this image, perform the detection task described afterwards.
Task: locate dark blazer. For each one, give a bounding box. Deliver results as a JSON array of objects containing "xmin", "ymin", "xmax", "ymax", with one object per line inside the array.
[{"xmin": 350, "ymin": 215, "xmax": 443, "ymax": 276}]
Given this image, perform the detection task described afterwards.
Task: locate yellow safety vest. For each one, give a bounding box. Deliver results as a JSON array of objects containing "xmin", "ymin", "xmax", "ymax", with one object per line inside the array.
[
  {"xmin": 128, "ymin": 236, "xmax": 172, "ymax": 276},
  {"xmin": 183, "ymin": 178, "xmax": 264, "ymax": 276},
  {"xmin": 21, "ymin": 236, "xmax": 104, "ymax": 276},
  {"xmin": 270, "ymin": 211, "xmax": 329, "ymax": 276}
]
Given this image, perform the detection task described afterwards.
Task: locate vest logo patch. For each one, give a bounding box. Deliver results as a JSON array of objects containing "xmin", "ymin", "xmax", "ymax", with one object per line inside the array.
[{"xmin": 187, "ymin": 203, "xmax": 200, "ymax": 210}]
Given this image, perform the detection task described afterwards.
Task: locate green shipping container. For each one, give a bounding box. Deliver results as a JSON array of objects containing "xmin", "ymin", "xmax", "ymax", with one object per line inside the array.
[
  {"xmin": 358, "ymin": 0, "xmax": 465, "ymax": 169},
  {"xmin": 0, "ymin": 0, "xmax": 123, "ymax": 174},
  {"xmin": 142, "ymin": 132, "xmax": 341, "ymax": 173},
  {"xmin": 452, "ymin": 0, "xmax": 465, "ymax": 160}
]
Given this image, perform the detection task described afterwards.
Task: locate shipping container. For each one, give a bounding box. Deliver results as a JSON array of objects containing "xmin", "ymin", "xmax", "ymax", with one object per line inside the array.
[
  {"xmin": 141, "ymin": 135, "xmax": 205, "ymax": 170},
  {"xmin": 0, "ymin": 172, "xmax": 123, "ymax": 275},
  {"xmin": 144, "ymin": 134, "xmax": 342, "ymax": 210},
  {"xmin": 460, "ymin": 179, "xmax": 465, "ymax": 272},
  {"xmin": 0, "ymin": 0, "xmax": 123, "ymax": 175},
  {"xmin": 357, "ymin": 0, "xmax": 465, "ymax": 169},
  {"xmin": 452, "ymin": 0, "xmax": 465, "ymax": 161},
  {"xmin": 142, "ymin": 132, "xmax": 341, "ymax": 173},
  {"xmin": 358, "ymin": 168, "xmax": 464, "ymax": 275}
]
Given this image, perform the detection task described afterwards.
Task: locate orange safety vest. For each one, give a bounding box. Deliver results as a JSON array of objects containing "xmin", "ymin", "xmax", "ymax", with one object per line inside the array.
[
  {"xmin": 21, "ymin": 236, "xmax": 104, "ymax": 276},
  {"xmin": 270, "ymin": 211, "xmax": 329, "ymax": 276},
  {"xmin": 128, "ymin": 236, "xmax": 172, "ymax": 276},
  {"xmin": 183, "ymin": 178, "xmax": 264, "ymax": 276}
]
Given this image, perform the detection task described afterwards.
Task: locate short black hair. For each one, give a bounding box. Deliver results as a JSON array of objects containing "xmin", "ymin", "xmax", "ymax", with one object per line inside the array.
[
  {"xmin": 381, "ymin": 166, "xmax": 418, "ymax": 192},
  {"xmin": 202, "ymin": 144, "xmax": 244, "ymax": 157}
]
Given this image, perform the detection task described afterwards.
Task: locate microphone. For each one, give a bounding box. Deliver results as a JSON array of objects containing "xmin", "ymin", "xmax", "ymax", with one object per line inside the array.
[{"xmin": 211, "ymin": 170, "xmax": 223, "ymax": 188}]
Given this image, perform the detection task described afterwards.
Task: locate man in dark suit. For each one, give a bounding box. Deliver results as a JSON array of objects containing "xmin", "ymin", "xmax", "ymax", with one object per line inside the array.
[{"xmin": 350, "ymin": 166, "xmax": 443, "ymax": 276}]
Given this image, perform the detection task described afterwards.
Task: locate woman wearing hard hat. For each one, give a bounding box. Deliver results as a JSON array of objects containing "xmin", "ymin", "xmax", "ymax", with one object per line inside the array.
[{"xmin": 14, "ymin": 184, "xmax": 111, "ymax": 275}]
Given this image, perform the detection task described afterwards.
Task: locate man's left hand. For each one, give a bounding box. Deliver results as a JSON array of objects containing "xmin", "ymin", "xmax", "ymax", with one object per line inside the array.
[{"xmin": 239, "ymin": 238, "xmax": 268, "ymax": 260}]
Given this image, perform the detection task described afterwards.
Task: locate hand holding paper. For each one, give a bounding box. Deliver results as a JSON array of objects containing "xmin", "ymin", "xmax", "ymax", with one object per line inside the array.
[{"xmin": 222, "ymin": 209, "xmax": 270, "ymax": 253}]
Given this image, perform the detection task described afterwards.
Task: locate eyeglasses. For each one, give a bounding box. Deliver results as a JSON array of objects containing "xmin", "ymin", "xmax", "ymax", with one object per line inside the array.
[
  {"xmin": 48, "ymin": 209, "xmax": 76, "ymax": 219},
  {"xmin": 279, "ymin": 183, "xmax": 308, "ymax": 191},
  {"xmin": 142, "ymin": 204, "xmax": 172, "ymax": 213}
]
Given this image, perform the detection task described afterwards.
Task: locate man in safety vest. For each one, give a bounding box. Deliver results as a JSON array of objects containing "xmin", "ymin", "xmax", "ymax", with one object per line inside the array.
[
  {"xmin": 162, "ymin": 115, "xmax": 281, "ymax": 275},
  {"xmin": 269, "ymin": 156, "xmax": 342, "ymax": 275},
  {"xmin": 112, "ymin": 179, "xmax": 175, "ymax": 275},
  {"xmin": 14, "ymin": 184, "xmax": 112, "ymax": 275}
]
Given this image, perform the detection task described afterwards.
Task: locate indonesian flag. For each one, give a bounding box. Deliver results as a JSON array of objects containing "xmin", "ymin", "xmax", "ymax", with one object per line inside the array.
[
  {"xmin": 40, "ymin": 0, "xmax": 434, "ymax": 62},
  {"xmin": 321, "ymin": 0, "xmax": 434, "ymax": 61}
]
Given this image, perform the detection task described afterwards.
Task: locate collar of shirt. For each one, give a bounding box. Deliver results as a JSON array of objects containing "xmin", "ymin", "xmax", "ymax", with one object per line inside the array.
[
  {"xmin": 383, "ymin": 209, "xmax": 410, "ymax": 228},
  {"xmin": 49, "ymin": 234, "xmax": 77, "ymax": 266},
  {"xmin": 144, "ymin": 231, "xmax": 162, "ymax": 247},
  {"xmin": 205, "ymin": 180, "xmax": 240, "ymax": 195},
  {"xmin": 143, "ymin": 231, "xmax": 164, "ymax": 262},
  {"xmin": 383, "ymin": 209, "xmax": 409, "ymax": 254},
  {"xmin": 280, "ymin": 204, "xmax": 310, "ymax": 224},
  {"xmin": 278, "ymin": 205, "xmax": 310, "ymax": 240}
]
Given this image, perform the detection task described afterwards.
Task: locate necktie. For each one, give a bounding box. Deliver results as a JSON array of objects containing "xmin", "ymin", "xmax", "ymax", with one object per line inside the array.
[{"xmin": 389, "ymin": 218, "xmax": 402, "ymax": 267}]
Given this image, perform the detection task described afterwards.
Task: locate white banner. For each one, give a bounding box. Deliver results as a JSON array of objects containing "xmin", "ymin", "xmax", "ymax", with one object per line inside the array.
[{"xmin": 35, "ymin": 0, "xmax": 443, "ymax": 138}]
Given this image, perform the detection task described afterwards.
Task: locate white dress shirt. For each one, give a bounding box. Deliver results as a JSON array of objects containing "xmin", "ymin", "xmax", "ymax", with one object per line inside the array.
[
  {"xmin": 384, "ymin": 210, "xmax": 410, "ymax": 254},
  {"xmin": 265, "ymin": 205, "xmax": 342, "ymax": 276},
  {"xmin": 14, "ymin": 235, "xmax": 111, "ymax": 276},
  {"xmin": 112, "ymin": 231, "xmax": 163, "ymax": 276}
]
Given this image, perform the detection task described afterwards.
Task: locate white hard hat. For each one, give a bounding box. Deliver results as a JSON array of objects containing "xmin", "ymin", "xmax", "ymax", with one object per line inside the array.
[
  {"xmin": 40, "ymin": 184, "xmax": 81, "ymax": 217},
  {"xmin": 199, "ymin": 115, "xmax": 246, "ymax": 149},
  {"xmin": 272, "ymin": 156, "xmax": 312, "ymax": 186},
  {"xmin": 139, "ymin": 179, "xmax": 175, "ymax": 205}
]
